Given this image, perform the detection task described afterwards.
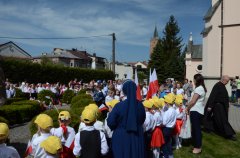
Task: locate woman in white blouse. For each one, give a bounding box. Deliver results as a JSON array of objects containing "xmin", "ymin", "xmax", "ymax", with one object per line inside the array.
[{"xmin": 186, "ymin": 74, "xmax": 207, "ymax": 154}]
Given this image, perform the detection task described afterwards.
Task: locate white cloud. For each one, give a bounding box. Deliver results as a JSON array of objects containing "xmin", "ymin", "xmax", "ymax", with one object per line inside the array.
[{"xmin": 0, "ymin": 0, "xmax": 210, "ymax": 61}]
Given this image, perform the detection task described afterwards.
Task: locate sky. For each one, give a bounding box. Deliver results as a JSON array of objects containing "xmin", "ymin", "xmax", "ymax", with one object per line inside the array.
[{"xmin": 0, "ymin": 0, "xmax": 211, "ymax": 62}]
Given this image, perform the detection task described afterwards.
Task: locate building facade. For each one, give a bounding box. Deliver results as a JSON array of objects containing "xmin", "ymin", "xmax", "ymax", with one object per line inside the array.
[
  {"xmin": 185, "ymin": 33, "xmax": 203, "ymax": 81},
  {"xmin": 0, "ymin": 41, "xmax": 32, "ymax": 59},
  {"xmin": 33, "ymin": 48, "xmax": 106, "ymax": 69},
  {"xmin": 202, "ymin": 0, "xmax": 240, "ymax": 96},
  {"xmin": 149, "ymin": 26, "xmax": 159, "ymax": 57}
]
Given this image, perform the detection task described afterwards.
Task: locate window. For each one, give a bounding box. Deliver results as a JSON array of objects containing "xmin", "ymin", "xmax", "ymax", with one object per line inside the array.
[
  {"xmin": 70, "ymin": 63, "xmax": 73, "ymax": 67},
  {"xmin": 124, "ymin": 74, "xmax": 127, "ymax": 78}
]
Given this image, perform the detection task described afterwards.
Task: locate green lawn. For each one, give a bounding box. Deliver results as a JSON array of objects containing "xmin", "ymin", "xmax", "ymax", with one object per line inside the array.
[{"xmin": 174, "ymin": 132, "xmax": 240, "ymax": 158}]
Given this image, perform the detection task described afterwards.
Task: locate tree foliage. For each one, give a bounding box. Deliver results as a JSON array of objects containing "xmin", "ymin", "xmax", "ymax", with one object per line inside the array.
[{"xmin": 148, "ymin": 15, "xmax": 185, "ymax": 83}]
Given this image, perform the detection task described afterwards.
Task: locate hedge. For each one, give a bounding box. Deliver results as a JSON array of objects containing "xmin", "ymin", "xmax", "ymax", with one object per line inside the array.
[
  {"xmin": 0, "ymin": 103, "xmax": 41, "ymax": 125},
  {"xmin": 37, "ymin": 90, "xmax": 55, "ymax": 105},
  {"xmin": 5, "ymin": 98, "xmax": 26, "ymax": 105},
  {"xmin": 62, "ymin": 89, "xmax": 75, "ymax": 104},
  {"xmin": 29, "ymin": 109, "xmax": 81, "ymax": 136},
  {"xmin": 0, "ymin": 116, "xmax": 9, "ymax": 125},
  {"xmin": 1, "ymin": 58, "xmax": 114, "ymax": 84},
  {"xmin": 71, "ymin": 94, "xmax": 93, "ymax": 106}
]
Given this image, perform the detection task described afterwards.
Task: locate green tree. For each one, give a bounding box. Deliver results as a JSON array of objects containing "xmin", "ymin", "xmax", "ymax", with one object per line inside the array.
[{"xmin": 148, "ymin": 15, "xmax": 185, "ymax": 83}]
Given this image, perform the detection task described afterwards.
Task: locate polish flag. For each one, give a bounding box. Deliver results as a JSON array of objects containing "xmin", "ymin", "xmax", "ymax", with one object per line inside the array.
[
  {"xmin": 24, "ymin": 140, "xmax": 32, "ymax": 158},
  {"xmin": 135, "ymin": 69, "xmax": 142, "ymax": 101},
  {"xmin": 146, "ymin": 68, "xmax": 159, "ymax": 99}
]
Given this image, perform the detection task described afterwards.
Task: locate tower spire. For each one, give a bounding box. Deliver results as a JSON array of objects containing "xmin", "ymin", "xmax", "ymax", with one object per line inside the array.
[{"xmin": 153, "ymin": 25, "xmax": 158, "ymax": 38}]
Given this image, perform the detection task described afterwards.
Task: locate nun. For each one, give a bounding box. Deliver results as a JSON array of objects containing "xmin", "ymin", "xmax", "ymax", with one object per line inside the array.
[{"xmin": 107, "ymin": 80, "xmax": 146, "ymax": 158}]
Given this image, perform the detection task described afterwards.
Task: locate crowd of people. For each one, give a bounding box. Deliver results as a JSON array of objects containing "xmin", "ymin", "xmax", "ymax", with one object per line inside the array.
[{"xmin": 1, "ymin": 74, "xmax": 237, "ymax": 158}]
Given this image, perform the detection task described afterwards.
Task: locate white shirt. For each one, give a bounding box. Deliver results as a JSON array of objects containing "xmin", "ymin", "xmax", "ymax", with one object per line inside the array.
[
  {"xmin": 176, "ymin": 88, "xmax": 184, "ymax": 95},
  {"xmin": 143, "ymin": 111, "xmax": 155, "ymax": 132},
  {"xmin": 73, "ymin": 126, "xmax": 109, "ymax": 156},
  {"xmin": 105, "ymin": 95, "xmax": 113, "ymax": 103},
  {"xmin": 142, "ymin": 87, "xmax": 148, "ymax": 96},
  {"xmin": 104, "ymin": 113, "xmax": 113, "ymax": 138},
  {"xmin": 0, "ymin": 143, "xmax": 20, "ymax": 158},
  {"xmin": 51, "ymin": 126, "xmax": 75, "ymax": 147},
  {"xmin": 6, "ymin": 89, "xmax": 11, "ymax": 98},
  {"xmin": 37, "ymin": 87, "xmax": 44, "ymax": 93},
  {"xmin": 79, "ymin": 121, "xmax": 105, "ymax": 133},
  {"xmin": 32, "ymin": 133, "xmax": 51, "ymax": 158},
  {"xmin": 175, "ymin": 106, "xmax": 185, "ymax": 119},
  {"xmin": 114, "ymin": 95, "xmax": 120, "ymax": 101},
  {"xmin": 162, "ymin": 107, "xmax": 177, "ymax": 128},
  {"xmin": 116, "ymin": 84, "xmax": 122, "ymax": 91},
  {"xmin": 190, "ymin": 85, "xmax": 206, "ymax": 115},
  {"xmin": 152, "ymin": 111, "xmax": 163, "ymax": 129}
]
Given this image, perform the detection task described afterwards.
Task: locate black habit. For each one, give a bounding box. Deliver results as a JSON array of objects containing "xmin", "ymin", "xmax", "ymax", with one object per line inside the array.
[{"xmin": 203, "ymin": 81, "xmax": 235, "ymax": 137}]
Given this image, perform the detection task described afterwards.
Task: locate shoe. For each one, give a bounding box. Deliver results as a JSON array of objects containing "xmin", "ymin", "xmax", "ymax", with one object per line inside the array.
[
  {"xmin": 179, "ymin": 144, "xmax": 182, "ymax": 148},
  {"xmin": 192, "ymin": 148, "xmax": 202, "ymax": 154}
]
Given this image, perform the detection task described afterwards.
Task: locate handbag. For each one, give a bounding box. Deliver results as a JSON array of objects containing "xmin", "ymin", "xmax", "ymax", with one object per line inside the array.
[{"xmin": 179, "ymin": 114, "xmax": 191, "ymax": 139}]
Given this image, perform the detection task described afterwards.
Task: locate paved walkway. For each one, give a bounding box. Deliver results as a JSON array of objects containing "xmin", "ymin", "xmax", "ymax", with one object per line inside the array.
[
  {"xmin": 229, "ymin": 104, "xmax": 240, "ymax": 132},
  {"xmin": 9, "ymin": 104, "xmax": 70, "ymax": 157}
]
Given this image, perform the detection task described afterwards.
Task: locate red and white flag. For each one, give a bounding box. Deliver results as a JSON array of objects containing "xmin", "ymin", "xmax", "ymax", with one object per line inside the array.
[
  {"xmin": 135, "ymin": 69, "xmax": 142, "ymax": 101},
  {"xmin": 146, "ymin": 68, "xmax": 159, "ymax": 99},
  {"xmin": 24, "ymin": 140, "xmax": 32, "ymax": 158}
]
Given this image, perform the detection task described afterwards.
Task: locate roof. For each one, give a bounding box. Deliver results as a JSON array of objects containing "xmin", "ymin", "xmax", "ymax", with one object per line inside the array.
[
  {"xmin": 191, "ymin": 45, "xmax": 202, "ymax": 59},
  {"xmin": 34, "ymin": 51, "xmax": 79, "ymax": 59},
  {"xmin": 153, "ymin": 26, "xmax": 159, "ymax": 38},
  {"xmin": 203, "ymin": 0, "xmax": 222, "ymax": 21},
  {"xmin": 67, "ymin": 50, "xmax": 92, "ymax": 61},
  {"xmin": 201, "ymin": 26, "xmax": 213, "ymax": 37},
  {"xmin": 0, "ymin": 41, "xmax": 32, "ymax": 58}
]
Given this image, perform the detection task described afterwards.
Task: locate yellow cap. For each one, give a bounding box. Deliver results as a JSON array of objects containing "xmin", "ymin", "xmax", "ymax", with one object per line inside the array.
[
  {"xmin": 164, "ymin": 94, "xmax": 175, "ymax": 104},
  {"xmin": 159, "ymin": 98, "xmax": 165, "ymax": 107},
  {"xmin": 176, "ymin": 94, "xmax": 184, "ymax": 100},
  {"xmin": 40, "ymin": 136, "xmax": 62, "ymax": 155},
  {"xmin": 106, "ymin": 99, "xmax": 119, "ymax": 108},
  {"xmin": 175, "ymin": 98, "xmax": 183, "ymax": 105},
  {"xmin": 167, "ymin": 93, "xmax": 176, "ymax": 100},
  {"xmin": 34, "ymin": 114, "xmax": 53, "ymax": 130},
  {"xmin": 143, "ymin": 100, "xmax": 153, "ymax": 109},
  {"xmin": 58, "ymin": 111, "xmax": 71, "ymax": 120},
  {"xmin": 0, "ymin": 123, "xmax": 9, "ymax": 140},
  {"xmin": 85, "ymin": 104, "xmax": 99, "ymax": 117},
  {"xmin": 149, "ymin": 98, "xmax": 159, "ymax": 108},
  {"xmin": 81, "ymin": 108, "xmax": 96, "ymax": 123}
]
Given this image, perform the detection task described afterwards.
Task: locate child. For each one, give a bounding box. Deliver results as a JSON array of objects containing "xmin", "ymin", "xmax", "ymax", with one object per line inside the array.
[
  {"xmin": 31, "ymin": 114, "xmax": 53, "ymax": 158},
  {"xmin": 105, "ymin": 99, "xmax": 119, "ymax": 139},
  {"xmin": 79, "ymin": 104, "xmax": 105, "ymax": 132},
  {"xmin": 105, "ymin": 90, "xmax": 114, "ymax": 103},
  {"xmin": 73, "ymin": 108, "xmax": 109, "ymax": 157},
  {"xmin": 161, "ymin": 94, "xmax": 177, "ymax": 158},
  {"xmin": 0, "ymin": 123, "xmax": 20, "ymax": 158},
  {"xmin": 39, "ymin": 136, "xmax": 62, "ymax": 158},
  {"xmin": 142, "ymin": 100, "xmax": 155, "ymax": 158},
  {"xmin": 173, "ymin": 97, "xmax": 185, "ymax": 149},
  {"xmin": 51, "ymin": 111, "xmax": 76, "ymax": 158},
  {"xmin": 105, "ymin": 99, "xmax": 119, "ymax": 158},
  {"xmin": 150, "ymin": 97, "xmax": 165, "ymax": 158}
]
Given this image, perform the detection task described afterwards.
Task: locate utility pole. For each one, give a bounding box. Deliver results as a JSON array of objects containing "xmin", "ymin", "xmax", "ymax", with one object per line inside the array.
[{"xmin": 112, "ymin": 33, "xmax": 116, "ymax": 75}]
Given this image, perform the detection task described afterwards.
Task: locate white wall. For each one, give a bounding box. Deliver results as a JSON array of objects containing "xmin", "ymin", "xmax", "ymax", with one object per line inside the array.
[{"xmin": 115, "ymin": 64, "xmax": 133, "ymax": 80}]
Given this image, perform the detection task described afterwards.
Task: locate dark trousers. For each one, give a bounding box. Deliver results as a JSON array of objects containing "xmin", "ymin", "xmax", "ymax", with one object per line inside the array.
[
  {"xmin": 144, "ymin": 131, "xmax": 153, "ymax": 158},
  {"xmin": 190, "ymin": 111, "xmax": 203, "ymax": 148},
  {"xmin": 162, "ymin": 127, "xmax": 173, "ymax": 158}
]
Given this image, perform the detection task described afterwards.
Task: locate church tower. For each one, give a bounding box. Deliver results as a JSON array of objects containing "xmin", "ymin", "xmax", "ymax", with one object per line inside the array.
[{"xmin": 150, "ymin": 26, "xmax": 159, "ymax": 57}]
